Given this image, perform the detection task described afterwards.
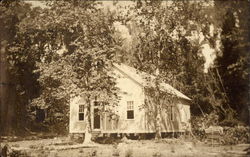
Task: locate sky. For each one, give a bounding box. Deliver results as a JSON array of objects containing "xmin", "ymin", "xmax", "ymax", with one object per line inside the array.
[
  {"xmin": 26, "ymin": 1, "xmax": 47, "ymax": 8},
  {"xmin": 26, "ymin": 1, "xmax": 217, "ymax": 73}
]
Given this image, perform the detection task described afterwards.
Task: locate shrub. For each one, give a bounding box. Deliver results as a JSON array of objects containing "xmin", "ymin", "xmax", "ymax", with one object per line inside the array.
[
  {"xmin": 9, "ymin": 150, "xmax": 31, "ymax": 157},
  {"xmin": 219, "ymin": 118, "xmax": 244, "ymax": 127},
  {"xmin": 94, "ymin": 136, "xmax": 121, "ymax": 144},
  {"xmin": 191, "ymin": 113, "xmax": 220, "ymax": 141},
  {"xmin": 191, "ymin": 113, "xmax": 250, "ymax": 145},
  {"xmin": 221, "ymin": 126, "xmax": 250, "ymax": 145}
]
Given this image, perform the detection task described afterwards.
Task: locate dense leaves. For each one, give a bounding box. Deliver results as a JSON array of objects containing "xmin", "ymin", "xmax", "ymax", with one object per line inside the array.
[
  {"xmin": 118, "ymin": 0, "xmax": 249, "ymax": 124},
  {"xmin": 0, "ymin": 0, "xmax": 249, "ymax": 136},
  {"xmin": 0, "ymin": 1, "xmax": 40, "ymax": 135},
  {"xmin": 1, "ymin": 0, "xmax": 121, "ymax": 135},
  {"xmin": 23, "ymin": 1, "xmax": 122, "ymax": 135},
  {"xmin": 118, "ymin": 1, "xmax": 219, "ymax": 129},
  {"xmin": 214, "ymin": 0, "xmax": 250, "ymax": 123}
]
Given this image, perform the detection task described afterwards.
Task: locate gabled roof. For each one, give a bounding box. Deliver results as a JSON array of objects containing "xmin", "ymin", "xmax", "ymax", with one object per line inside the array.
[{"xmin": 113, "ymin": 63, "xmax": 191, "ymax": 101}]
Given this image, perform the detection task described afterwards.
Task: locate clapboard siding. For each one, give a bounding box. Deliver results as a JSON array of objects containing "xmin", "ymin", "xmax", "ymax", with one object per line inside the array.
[{"xmin": 69, "ymin": 64, "xmax": 191, "ymax": 134}]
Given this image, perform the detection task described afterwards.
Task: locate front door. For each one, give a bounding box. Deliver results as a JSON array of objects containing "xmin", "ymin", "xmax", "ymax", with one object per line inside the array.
[{"xmin": 93, "ymin": 108, "xmax": 100, "ymax": 129}]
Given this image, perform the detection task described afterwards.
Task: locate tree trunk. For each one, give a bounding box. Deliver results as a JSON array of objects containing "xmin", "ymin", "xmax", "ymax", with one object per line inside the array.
[
  {"xmin": 155, "ymin": 98, "xmax": 162, "ymax": 139},
  {"xmin": 0, "ymin": 41, "xmax": 15, "ymax": 135},
  {"xmin": 84, "ymin": 122, "xmax": 92, "ymax": 144},
  {"xmin": 155, "ymin": 112, "xmax": 162, "ymax": 139},
  {"xmin": 83, "ymin": 98, "xmax": 92, "ymax": 144}
]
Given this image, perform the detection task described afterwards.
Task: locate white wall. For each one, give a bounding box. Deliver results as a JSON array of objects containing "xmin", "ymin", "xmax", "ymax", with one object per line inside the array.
[
  {"xmin": 112, "ymin": 68, "xmax": 147, "ymax": 133},
  {"xmin": 69, "ymin": 96, "xmax": 87, "ymax": 133},
  {"xmin": 176, "ymin": 100, "xmax": 191, "ymax": 131},
  {"xmin": 69, "ymin": 68, "xmax": 191, "ymax": 133}
]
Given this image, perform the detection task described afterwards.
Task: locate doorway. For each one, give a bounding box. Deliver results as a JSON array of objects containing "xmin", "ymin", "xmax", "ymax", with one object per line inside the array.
[{"xmin": 93, "ymin": 108, "xmax": 101, "ymax": 129}]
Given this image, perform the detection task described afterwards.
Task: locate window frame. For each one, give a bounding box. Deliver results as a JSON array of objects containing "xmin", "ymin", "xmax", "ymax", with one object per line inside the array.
[
  {"xmin": 126, "ymin": 101, "xmax": 134, "ymax": 120},
  {"xmin": 78, "ymin": 104, "xmax": 85, "ymax": 121},
  {"xmin": 167, "ymin": 106, "xmax": 174, "ymax": 121}
]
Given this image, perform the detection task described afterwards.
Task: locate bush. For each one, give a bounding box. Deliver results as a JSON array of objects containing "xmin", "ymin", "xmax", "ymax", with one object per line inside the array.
[
  {"xmin": 219, "ymin": 118, "xmax": 244, "ymax": 127},
  {"xmin": 191, "ymin": 113, "xmax": 250, "ymax": 145},
  {"xmin": 192, "ymin": 128, "xmax": 206, "ymax": 141},
  {"xmin": 48, "ymin": 121, "xmax": 68, "ymax": 135},
  {"xmin": 94, "ymin": 136, "xmax": 121, "ymax": 144},
  {"xmin": 9, "ymin": 150, "xmax": 31, "ymax": 157},
  {"xmin": 221, "ymin": 126, "xmax": 250, "ymax": 145},
  {"xmin": 191, "ymin": 114, "xmax": 215, "ymax": 141}
]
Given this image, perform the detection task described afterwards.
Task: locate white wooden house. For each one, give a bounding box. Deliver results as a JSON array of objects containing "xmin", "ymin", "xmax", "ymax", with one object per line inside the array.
[{"xmin": 69, "ymin": 63, "xmax": 191, "ymax": 135}]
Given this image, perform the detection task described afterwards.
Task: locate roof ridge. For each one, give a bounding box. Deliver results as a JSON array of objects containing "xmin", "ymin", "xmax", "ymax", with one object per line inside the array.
[{"xmin": 113, "ymin": 63, "xmax": 191, "ymax": 101}]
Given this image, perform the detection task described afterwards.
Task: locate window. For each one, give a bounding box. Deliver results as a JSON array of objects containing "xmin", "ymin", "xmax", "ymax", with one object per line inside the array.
[
  {"xmin": 94, "ymin": 101, "xmax": 100, "ymax": 106},
  {"xmin": 79, "ymin": 105, "xmax": 84, "ymax": 121},
  {"xmin": 167, "ymin": 106, "xmax": 174, "ymax": 121},
  {"xmin": 127, "ymin": 101, "xmax": 134, "ymax": 119}
]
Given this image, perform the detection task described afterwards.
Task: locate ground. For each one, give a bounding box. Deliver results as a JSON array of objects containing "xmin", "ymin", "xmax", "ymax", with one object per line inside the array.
[{"xmin": 1, "ymin": 136, "xmax": 250, "ymax": 157}]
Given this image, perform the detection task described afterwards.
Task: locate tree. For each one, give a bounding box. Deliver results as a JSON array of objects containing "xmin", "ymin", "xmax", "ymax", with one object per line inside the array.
[
  {"xmin": 17, "ymin": 0, "xmax": 121, "ymax": 142},
  {"xmin": 118, "ymin": 0, "xmax": 235, "ymax": 136},
  {"xmin": 213, "ymin": 0, "xmax": 250, "ymax": 124},
  {"xmin": 0, "ymin": 0, "xmax": 38, "ymax": 135}
]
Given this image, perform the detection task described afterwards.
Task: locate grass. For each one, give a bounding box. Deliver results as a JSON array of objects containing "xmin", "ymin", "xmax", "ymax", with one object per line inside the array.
[
  {"xmin": 6, "ymin": 136, "xmax": 250, "ymax": 157},
  {"xmin": 125, "ymin": 148, "xmax": 133, "ymax": 157},
  {"xmin": 152, "ymin": 152, "xmax": 162, "ymax": 157},
  {"xmin": 170, "ymin": 146, "xmax": 175, "ymax": 153},
  {"xmin": 112, "ymin": 149, "xmax": 120, "ymax": 156}
]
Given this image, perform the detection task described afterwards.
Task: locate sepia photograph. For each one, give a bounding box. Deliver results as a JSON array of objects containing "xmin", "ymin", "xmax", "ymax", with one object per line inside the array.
[{"xmin": 0, "ymin": 0, "xmax": 249, "ymax": 156}]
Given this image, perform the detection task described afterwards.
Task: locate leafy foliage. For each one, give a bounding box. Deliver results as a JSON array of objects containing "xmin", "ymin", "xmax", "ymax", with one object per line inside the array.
[
  {"xmin": 119, "ymin": 0, "xmax": 249, "ymax": 125},
  {"xmin": 220, "ymin": 126, "xmax": 250, "ymax": 145},
  {"xmin": 1, "ymin": 0, "xmax": 249, "ymax": 137},
  {"xmin": 2, "ymin": 0, "xmax": 122, "ymax": 135},
  {"xmin": 117, "ymin": 0, "xmax": 228, "ymax": 137},
  {"xmin": 214, "ymin": 0, "xmax": 250, "ymax": 123},
  {"xmin": 0, "ymin": 0, "xmax": 40, "ymax": 134},
  {"xmin": 23, "ymin": 1, "xmax": 121, "ymax": 134}
]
